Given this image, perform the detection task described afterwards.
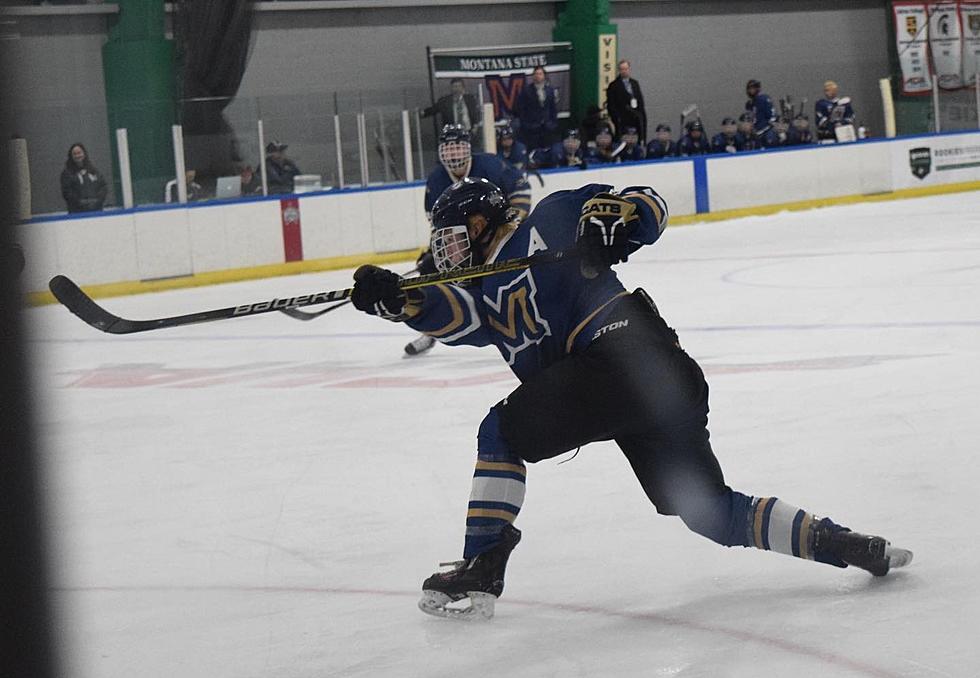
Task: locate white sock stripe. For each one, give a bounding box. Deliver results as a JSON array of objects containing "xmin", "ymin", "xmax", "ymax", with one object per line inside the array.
[
  {"xmin": 469, "ymin": 476, "xmax": 526, "ymax": 507},
  {"xmin": 766, "ymin": 499, "xmax": 805, "ymax": 557}
]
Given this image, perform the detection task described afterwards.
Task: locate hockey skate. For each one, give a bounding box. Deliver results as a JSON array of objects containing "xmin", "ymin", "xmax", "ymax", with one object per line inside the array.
[
  {"xmin": 418, "ymin": 524, "xmax": 521, "ymax": 620},
  {"xmin": 813, "ymin": 519, "xmax": 913, "ymax": 577},
  {"xmin": 404, "ymin": 333, "xmax": 436, "ymax": 357}
]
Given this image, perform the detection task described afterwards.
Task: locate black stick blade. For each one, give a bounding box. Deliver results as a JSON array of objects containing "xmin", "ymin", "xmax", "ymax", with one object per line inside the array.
[{"xmin": 48, "ymin": 275, "xmax": 135, "ymax": 334}]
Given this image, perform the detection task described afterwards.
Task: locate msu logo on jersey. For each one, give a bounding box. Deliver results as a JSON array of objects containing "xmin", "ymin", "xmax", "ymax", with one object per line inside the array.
[{"xmin": 482, "ymin": 269, "xmax": 551, "ymax": 365}]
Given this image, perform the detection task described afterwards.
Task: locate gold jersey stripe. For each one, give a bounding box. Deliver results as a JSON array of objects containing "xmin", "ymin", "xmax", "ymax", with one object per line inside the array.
[
  {"xmin": 474, "ymin": 460, "xmax": 527, "ymax": 476},
  {"xmin": 425, "ymin": 284, "xmax": 465, "ymax": 338},
  {"xmin": 753, "ymin": 497, "xmax": 774, "ymax": 550},
  {"xmin": 623, "ymin": 191, "xmax": 665, "ymax": 225},
  {"xmin": 467, "ymin": 508, "xmax": 518, "ymax": 521},
  {"xmin": 564, "ymin": 291, "xmax": 630, "ymax": 354}
]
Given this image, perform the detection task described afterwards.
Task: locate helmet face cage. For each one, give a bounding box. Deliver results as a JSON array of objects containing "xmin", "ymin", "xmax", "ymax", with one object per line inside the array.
[
  {"xmin": 431, "ymin": 224, "xmax": 473, "ymax": 272},
  {"xmin": 439, "ymin": 140, "xmax": 471, "ymax": 173}
]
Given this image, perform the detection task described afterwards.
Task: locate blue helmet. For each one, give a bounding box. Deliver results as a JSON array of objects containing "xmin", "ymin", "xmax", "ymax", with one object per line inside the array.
[{"xmin": 430, "ymin": 177, "xmax": 509, "ymax": 272}]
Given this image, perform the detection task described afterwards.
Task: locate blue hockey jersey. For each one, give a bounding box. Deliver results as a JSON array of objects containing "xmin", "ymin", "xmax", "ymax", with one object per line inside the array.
[
  {"xmin": 498, "ymin": 141, "xmax": 528, "ymax": 171},
  {"xmin": 425, "ymin": 153, "xmax": 531, "ymax": 219},
  {"xmin": 402, "ymin": 184, "xmax": 668, "ymax": 381}
]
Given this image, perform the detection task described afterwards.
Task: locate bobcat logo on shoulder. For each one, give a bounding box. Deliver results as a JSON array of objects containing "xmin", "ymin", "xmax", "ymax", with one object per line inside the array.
[{"xmin": 483, "ymin": 269, "xmax": 551, "ymax": 365}]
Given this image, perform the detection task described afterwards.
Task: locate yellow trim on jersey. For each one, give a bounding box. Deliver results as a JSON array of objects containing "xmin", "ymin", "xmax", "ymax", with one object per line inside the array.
[
  {"xmin": 564, "ymin": 291, "xmax": 630, "ymax": 354},
  {"xmin": 623, "ymin": 191, "xmax": 665, "ymax": 225},
  {"xmin": 474, "ymin": 460, "xmax": 527, "ymax": 476},
  {"xmin": 424, "ymin": 284, "xmax": 466, "ymax": 338}
]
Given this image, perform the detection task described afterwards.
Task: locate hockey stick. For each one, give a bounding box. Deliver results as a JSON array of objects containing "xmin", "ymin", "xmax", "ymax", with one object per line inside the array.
[
  {"xmin": 48, "ymin": 250, "xmax": 575, "ymax": 335},
  {"xmin": 278, "ymin": 299, "xmax": 351, "ymax": 321},
  {"xmin": 276, "ymin": 266, "xmax": 420, "ymax": 321}
]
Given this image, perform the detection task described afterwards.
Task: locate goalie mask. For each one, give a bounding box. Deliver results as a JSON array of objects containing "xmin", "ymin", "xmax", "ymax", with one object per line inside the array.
[
  {"xmin": 438, "ymin": 124, "xmax": 472, "ymax": 175},
  {"xmin": 430, "ymin": 177, "xmax": 509, "ymax": 272}
]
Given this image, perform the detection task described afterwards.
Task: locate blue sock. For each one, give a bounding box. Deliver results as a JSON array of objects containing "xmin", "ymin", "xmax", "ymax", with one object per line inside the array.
[{"xmin": 463, "ymin": 407, "xmax": 526, "ymax": 559}]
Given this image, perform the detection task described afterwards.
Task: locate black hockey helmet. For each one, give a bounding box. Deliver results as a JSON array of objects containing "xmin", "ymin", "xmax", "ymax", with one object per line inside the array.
[
  {"xmin": 655, "ymin": 123, "xmax": 672, "ymax": 133},
  {"xmin": 738, "ymin": 112, "xmax": 754, "ymax": 122},
  {"xmin": 721, "ymin": 117, "xmax": 737, "ymax": 134},
  {"xmin": 746, "ymin": 78, "xmax": 761, "ymax": 94},
  {"xmin": 496, "ymin": 122, "xmax": 515, "ymax": 140},
  {"xmin": 430, "ymin": 177, "xmax": 509, "ymax": 272},
  {"xmin": 686, "ymin": 119, "xmax": 704, "ymax": 133},
  {"xmin": 439, "ymin": 123, "xmax": 472, "ymax": 173},
  {"xmin": 721, "ymin": 117, "xmax": 736, "ymax": 126}
]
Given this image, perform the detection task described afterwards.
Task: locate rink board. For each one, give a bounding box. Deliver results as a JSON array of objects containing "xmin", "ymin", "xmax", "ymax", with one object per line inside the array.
[{"xmin": 18, "ymin": 130, "xmax": 980, "ymax": 299}]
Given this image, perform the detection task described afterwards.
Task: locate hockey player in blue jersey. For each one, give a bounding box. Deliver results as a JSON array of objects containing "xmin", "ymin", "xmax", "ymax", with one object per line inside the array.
[
  {"xmin": 815, "ymin": 80, "xmax": 856, "ymax": 141},
  {"xmin": 646, "ymin": 123, "xmax": 678, "ymax": 159},
  {"xmin": 710, "ymin": 117, "xmax": 743, "ymax": 154},
  {"xmin": 745, "ymin": 79, "xmax": 776, "ymax": 140},
  {"xmin": 496, "ymin": 123, "xmax": 528, "ymax": 172},
  {"xmin": 618, "ymin": 126, "xmax": 646, "ymax": 162},
  {"xmin": 677, "ymin": 120, "xmax": 709, "ymax": 156},
  {"xmin": 787, "ymin": 113, "xmax": 815, "ymax": 146},
  {"xmin": 737, "ymin": 112, "xmax": 764, "ymax": 151},
  {"xmin": 425, "ymin": 124, "xmax": 532, "ymax": 220},
  {"xmin": 583, "ymin": 125, "xmax": 620, "ymax": 164},
  {"xmin": 412, "ymin": 124, "xmax": 532, "ymax": 357},
  {"xmin": 350, "ymin": 177, "xmax": 912, "ymax": 619}
]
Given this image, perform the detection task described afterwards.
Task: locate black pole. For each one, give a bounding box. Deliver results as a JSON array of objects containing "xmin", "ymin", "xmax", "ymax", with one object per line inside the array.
[
  {"xmin": 0, "ymin": 235, "xmax": 58, "ymax": 678},
  {"xmin": 426, "ymin": 45, "xmax": 440, "ymax": 165}
]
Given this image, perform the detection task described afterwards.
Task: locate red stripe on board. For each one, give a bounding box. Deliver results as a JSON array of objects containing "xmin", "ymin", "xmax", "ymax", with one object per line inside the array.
[{"xmin": 280, "ymin": 198, "xmax": 303, "ymax": 262}]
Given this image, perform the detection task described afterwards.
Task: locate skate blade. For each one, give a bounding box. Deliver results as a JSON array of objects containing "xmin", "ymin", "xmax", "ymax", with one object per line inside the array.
[
  {"xmin": 885, "ymin": 545, "xmax": 913, "ymax": 571},
  {"xmin": 418, "ymin": 590, "xmax": 496, "ymax": 621}
]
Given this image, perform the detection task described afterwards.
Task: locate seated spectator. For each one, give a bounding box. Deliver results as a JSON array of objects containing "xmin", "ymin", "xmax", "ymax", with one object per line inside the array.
[
  {"xmin": 738, "ymin": 113, "xmax": 763, "ymax": 151},
  {"xmin": 515, "ymin": 65, "xmax": 559, "ymax": 153},
  {"xmin": 584, "ymin": 125, "xmax": 620, "ymax": 164},
  {"xmin": 787, "ymin": 114, "xmax": 815, "ymax": 146},
  {"xmin": 165, "ymin": 170, "xmax": 204, "ymax": 203},
  {"xmin": 646, "ymin": 124, "xmax": 678, "ymax": 159},
  {"xmin": 711, "ymin": 117, "xmax": 742, "ymax": 154},
  {"xmin": 677, "ymin": 120, "xmax": 709, "ymax": 156},
  {"xmin": 240, "ymin": 164, "xmax": 262, "ymax": 195},
  {"xmin": 815, "ymin": 80, "xmax": 855, "ymax": 141},
  {"xmin": 264, "ymin": 140, "xmax": 301, "ymax": 194},
  {"xmin": 618, "ymin": 126, "xmax": 646, "ymax": 162},
  {"xmin": 496, "ymin": 122, "xmax": 527, "ymax": 171},
  {"xmin": 556, "ymin": 129, "xmax": 585, "ymax": 168},
  {"xmin": 60, "ymin": 143, "xmax": 107, "ymax": 213}
]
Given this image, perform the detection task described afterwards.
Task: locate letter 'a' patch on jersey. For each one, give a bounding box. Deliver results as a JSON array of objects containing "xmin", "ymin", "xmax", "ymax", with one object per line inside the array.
[{"xmin": 483, "ymin": 269, "xmax": 552, "ymax": 365}]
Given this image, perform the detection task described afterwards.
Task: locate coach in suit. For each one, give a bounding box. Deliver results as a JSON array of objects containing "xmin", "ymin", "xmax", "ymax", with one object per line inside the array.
[
  {"xmin": 605, "ymin": 59, "xmax": 647, "ymax": 142},
  {"xmin": 423, "ymin": 78, "xmax": 480, "ymax": 138}
]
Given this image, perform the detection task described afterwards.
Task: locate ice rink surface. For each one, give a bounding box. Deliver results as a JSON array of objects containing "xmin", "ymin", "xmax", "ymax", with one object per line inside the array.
[{"xmin": 25, "ymin": 192, "xmax": 980, "ymax": 677}]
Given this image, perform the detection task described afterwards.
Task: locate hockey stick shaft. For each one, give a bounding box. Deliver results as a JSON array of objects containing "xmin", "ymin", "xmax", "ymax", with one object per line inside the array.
[
  {"xmin": 278, "ymin": 299, "xmax": 351, "ymax": 321},
  {"xmin": 49, "ymin": 249, "xmax": 574, "ymax": 335}
]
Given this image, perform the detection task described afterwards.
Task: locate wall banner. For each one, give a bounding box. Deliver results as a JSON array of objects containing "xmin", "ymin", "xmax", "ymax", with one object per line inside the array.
[
  {"xmin": 894, "ymin": 2, "xmax": 933, "ymax": 94},
  {"xmin": 429, "ymin": 43, "xmax": 573, "ymax": 122},
  {"xmin": 929, "ymin": 3, "xmax": 963, "ymax": 89},
  {"xmin": 961, "ymin": 1, "xmax": 980, "ymax": 85}
]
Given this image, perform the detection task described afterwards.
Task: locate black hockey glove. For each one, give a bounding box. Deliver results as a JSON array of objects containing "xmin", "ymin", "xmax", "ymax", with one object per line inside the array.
[
  {"xmin": 351, "ymin": 265, "xmax": 408, "ymax": 321},
  {"xmin": 576, "ymin": 192, "xmax": 639, "ymax": 278},
  {"xmin": 415, "ymin": 248, "xmax": 438, "ymax": 275}
]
